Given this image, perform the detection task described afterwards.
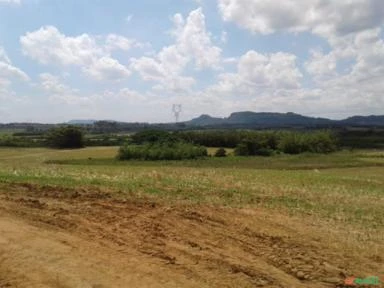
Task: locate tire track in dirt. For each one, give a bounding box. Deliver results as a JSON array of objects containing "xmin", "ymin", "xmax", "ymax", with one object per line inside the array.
[{"xmin": 0, "ymin": 183, "xmax": 383, "ymax": 287}]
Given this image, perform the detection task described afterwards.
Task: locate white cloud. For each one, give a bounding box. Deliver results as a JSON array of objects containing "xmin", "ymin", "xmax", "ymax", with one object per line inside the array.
[
  {"xmin": 103, "ymin": 88, "xmax": 146, "ymax": 103},
  {"xmin": 212, "ymin": 0, "xmax": 384, "ymax": 117},
  {"xmin": 131, "ymin": 8, "xmax": 221, "ymax": 93},
  {"xmin": 105, "ymin": 34, "xmax": 136, "ymax": 52},
  {"xmin": 130, "ymin": 53, "xmax": 195, "ymax": 93},
  {"xmin": 125, "ymin": 14, "xmax": 133, "ymax": 23},
  {"xmin": 173, "ymin": 8, "xmax": 222, "ymax": 69},
  {"xmin": 0, "ymin": 46, "xmax": 29, "ymax": 81},
  {"xmin": 305, "ymin": 50, "xmax": 337, "ymax": 81},
  {"xmin": 21, "ymin": 26, "xmax": 102, "ymax": 66},
  {"xmin": 209, "ymin": 50, "xmax": 302, "ymax": 96},
  {"xmin": 21, "ymin": 26, "xmax": 133, "ymax": 81},
  {"xmin": 200, "ymin": 28, "xmax": 384, "ymax": 118},
  {"xmin": 0, "ymin": 0, "xmax": 20, "ymax": 4},
  {"xmin": 83, "ymin": 57, "xmax": 131, "ymax": 81},
  {"xmin": 306, "ymin": 29, "xmax": 384, "ymax": 86},
  {"xmin": 221, "ymin": 31, "xmax": 228, "ymax": 43},
  {"xmin": 304, "ymin": 28, "xmax": 384, "ymax": 115},
  {"xmin": 39, "ymin": 73, "xmax": 91, "ymax": 105},
  {"xmin": 0, "ymin": 47, "xmax": 11, "ymax": 64},
  {"xmin": 39, "ymin": 73, "xmax": 68, "ymax": 94},
  {"xmin": 218, "ymin": 0, "xmax": 384, "ymax": 38},
  {"xmin": 0, "ymin": 62, "xmax": 30, "ymax": 82},
  {"xmin": 0, "ymin": 46, "xmax": 29, "ymax": 102},
  {"xmin": 0, "ymin": 50, "xmax": 25, "ymax": 104}
]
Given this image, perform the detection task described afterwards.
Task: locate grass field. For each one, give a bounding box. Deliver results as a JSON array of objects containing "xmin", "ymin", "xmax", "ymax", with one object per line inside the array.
[
  {"xmin": 1, "ymin": 147, "xmax": 384, "ymax": 227},
  {"xmin": 0, "ymin": 146, "xmax": 382, "ymax": 237},
  {"xmin": 0, "ymin": 147, "xmax": 383, "ymax": 287}
]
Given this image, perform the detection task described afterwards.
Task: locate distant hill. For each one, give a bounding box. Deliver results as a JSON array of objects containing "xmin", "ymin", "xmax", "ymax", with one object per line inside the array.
[
  {"xmin": 68, "ymin": 120, "xmax": 97, "ymax": 125},
  {"xmin": 187, "ymin": 112, "xmax": 334, "ymax": 128},
  {"xmin": 187, "ymin": 114, "xmax": 225, "ymax": 126},
  {"xmin": 340, "ymin": 115, "xmax": 384, "ymax": 126},
  {"xmin": 2, "ymin": 112, "xmax": 384, "ymax": 132}
]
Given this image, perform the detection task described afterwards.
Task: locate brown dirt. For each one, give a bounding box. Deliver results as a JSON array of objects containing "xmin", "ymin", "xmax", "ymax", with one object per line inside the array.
[{"xmin": 0, "ymin": 183, "xmax": 382, "ymax": 288}]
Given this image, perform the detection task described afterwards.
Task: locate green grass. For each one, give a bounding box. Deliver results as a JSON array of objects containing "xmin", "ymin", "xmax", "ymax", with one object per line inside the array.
[
  {"xmin": 0, "ymin": 147, "xmax": 383, "ymax": 232},
  {"xmin": 47, "ymin": 149, "xmax": 384, "ymax": 170}
]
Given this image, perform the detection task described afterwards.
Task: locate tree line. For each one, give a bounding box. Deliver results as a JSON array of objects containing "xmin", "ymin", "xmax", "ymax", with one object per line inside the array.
[
  {"xmin": 0, "ymin": 126, "xmax": 344, "ymax": 156},
  {"xmin": 132, "ymin": 129, "xmax": 338, "ymax": 155}
]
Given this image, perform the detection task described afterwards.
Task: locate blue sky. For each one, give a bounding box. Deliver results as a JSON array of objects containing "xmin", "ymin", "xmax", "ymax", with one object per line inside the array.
[{"xmin": 0, "ymin": 0, "xmax": 383, "ymax": 123}]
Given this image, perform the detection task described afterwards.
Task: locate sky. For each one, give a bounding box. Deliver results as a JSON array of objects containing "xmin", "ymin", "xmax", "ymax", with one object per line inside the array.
[{"xmin": 0, "ymin": 0, "xmax": 384, "ymax": 123}]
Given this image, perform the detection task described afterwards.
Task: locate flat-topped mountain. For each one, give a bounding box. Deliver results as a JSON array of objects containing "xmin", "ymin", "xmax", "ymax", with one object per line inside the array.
[
  {"xmin": 2, "ymin": 112, "xmax": 384, "ymax": 130},
  {"xmin": 187, "ymin": 112, "xmax": 339, "ymax": 128}
]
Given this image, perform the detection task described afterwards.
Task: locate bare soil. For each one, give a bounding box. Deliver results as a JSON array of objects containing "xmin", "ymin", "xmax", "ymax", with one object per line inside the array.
[{"xmin": 0, "ymin": 183, "xmax": 382, "ymax": 288}]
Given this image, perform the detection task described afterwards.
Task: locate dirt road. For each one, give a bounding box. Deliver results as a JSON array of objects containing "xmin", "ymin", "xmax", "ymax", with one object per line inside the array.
[{"xmin": 0, "ymin": 183, "xmax": 382, "ymax": 287}]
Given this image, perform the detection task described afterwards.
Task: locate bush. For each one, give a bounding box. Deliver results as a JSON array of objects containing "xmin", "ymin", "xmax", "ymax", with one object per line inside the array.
[
  {"xmin": 117, "ymin": 141, "xmax": 208, "ymax": 161},
  {"xmin": 234, "ymin": 130, "xmax": 338, "ymax": 156},
  {"xmin": 278, "ymin": 131, "xmax": 337, "ymax": 154},
  {"xmin": 214, "ymin": 147, "xmax": 227, "ymax": 157},
  {"xmin": 46, "ymin": 126, "xmax": 85, "ymax": 149},
  {"xmin": 234, "ymin": 143, "xmax": 249, "ymax": 156},
  {"xmin": 277, "ymin": 133, "xmax": 303, "ymax": 154},
  {"xmin": 131, "ymin": 130, "xmax": 178, "ymax": 144},
  {"xmin": 0, "ymin": 135, "xmax": 45, "ymax": 147},
  {"xmin": 256, "ymin": 148, "xmax": 275, "ymax": 156},
  {"xmin": 234, "ymin": 136, "xmax": 275, "ymax": 156}
]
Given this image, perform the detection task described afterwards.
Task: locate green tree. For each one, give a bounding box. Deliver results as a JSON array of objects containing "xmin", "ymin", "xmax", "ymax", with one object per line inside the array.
[
  {"xmin": 117, "ymin": 141, "xmax": 207, "ymax": 161},
  {"xmin": 131, "ymin": 130, "xmax": 174, "ymax": 144},
  {"xmin": 214, "ymin": 147, "xmax": 227, "ymax": 157},
  {"xmin": 47, "ymin": 126, "xmax": 85, "ymax": 149}
]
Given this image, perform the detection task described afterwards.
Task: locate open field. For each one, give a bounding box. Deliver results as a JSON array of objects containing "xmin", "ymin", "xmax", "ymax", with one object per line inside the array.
[{"xmin": 0, "ymin": 147, "xmax": 383, "ymax": 287}]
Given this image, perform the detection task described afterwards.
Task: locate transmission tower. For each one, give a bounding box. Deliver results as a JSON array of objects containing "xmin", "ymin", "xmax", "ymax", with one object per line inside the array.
[{"xmin": 172, "ymin": 104, "xmax": 182, "ymax": 123}]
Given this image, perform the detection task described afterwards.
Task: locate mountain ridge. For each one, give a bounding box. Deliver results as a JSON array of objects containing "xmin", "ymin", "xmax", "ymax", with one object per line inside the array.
[
  {"xmin": 186, "ymin": 112, "xmax": 384, "ymax": 128},
  {"xmin": 1, "ymin": 111, "xmax": 384, "ymax": 129}
]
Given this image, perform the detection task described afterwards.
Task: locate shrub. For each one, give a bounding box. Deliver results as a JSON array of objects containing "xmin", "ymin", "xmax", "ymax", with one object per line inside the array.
[
  {"xmin": 235, "ymin": 130, "xmax": 338, "ymax": 156},
  {"xmin": 46, "ymin": 126, "xmax": 85, "ymax": 149},
  {"xmin": 277, "ymin": 133, "xmax": 304, "ymax": 154},
  {"xmin": 214, "ymin": 147, "xmax": 227, "ymax": 157},
  {"xmin": 234, "ymin": 137, "xmax": 274, "ymax": 156},
  {"xmin": 131, "ymin": 130, "xmax": 178, "ymax": 144},
  {"xmin": 117, "ymin": 141, "xmax": 208, "ymax": 161},
  {"xmin": 0, "ymin": 135, "xmax": 44, "ymax": 147},
  {"xmin": 255, "ymin": 148, "xmax": 275, "ymax": 157},
  {"xmin": 234, "ymin": 143, "xmax": 249, "ymax": 156},
  {"xmin": 278, "ymin": 131, "xmax": 338, "ymax": 154}
]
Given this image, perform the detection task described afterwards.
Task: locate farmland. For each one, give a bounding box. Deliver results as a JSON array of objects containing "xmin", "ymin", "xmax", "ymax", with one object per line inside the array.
[{"xmin": 0, "ymin": 147, "xmax": 383, "ymax": 287}]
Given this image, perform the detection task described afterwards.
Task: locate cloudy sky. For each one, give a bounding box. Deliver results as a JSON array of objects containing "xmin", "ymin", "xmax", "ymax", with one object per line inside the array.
[{"xmin": 1, "ymin": 0, "xmax": 384, "ymax": 123}]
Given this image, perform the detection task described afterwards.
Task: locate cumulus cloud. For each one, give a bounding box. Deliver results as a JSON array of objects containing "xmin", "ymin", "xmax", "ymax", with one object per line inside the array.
[
  {"xmin": 83, "ymin": 57, "xmax": 131, "ymax": 81},
  {"xmin": 195, "ymin": 28, "xmax": 384, "ymax": 118},
  {"xmin": 0, "ymin": 62, "xmax": 30, "ymax": 82},
  {"xmin": 173, "ymin": 8, "xmax": 222, "ymax": 69},
  {"xmin": 39, "ymin": 73, "xmax": 91, "ymax": 105},
  {"xmin": 131, "ymin": 8, "xmax": 221, "ymax": 94},
  {"xmin": 21, "ymin": 26, "xmax": 102, "ymax": 66},
  {"xmin": 1, "ymin": 3, "xmax": 382, "ymax": 121},
  {"xmin": 306, "ymin": 29, "xmax": 384, "ymax": 88},
  {"xmin": 215, "ymin": 1, "xmax": 384, "ymax": 117},
  {"xmin": 105, "ymin": 34, "xmax": 137, "ymax": 52},
  {"xmin": 0, "ymin": 47, "xmax": 11, "ymax": 64},
  {"xmin": 0, "ymin": 46, "xmax": 29, "ymax": 102},
  {"xmin": 305, "ymin": 50, "xmax": 337, "ymax": 82},
  {"xmin": 20, "ymin": 26, "xmax": 134, "ymax": 81},
  {"xmin": 303, "ymin": 29, "xmax": 384, "ymax": 115},
  {"xmin": 103, "ymin": 88, "xmax": 147, "ymax": 103},
  {"xmin": 0, "ymin": 0, "xmax": 20, "ymax": 4},
  {"xmin": 218, "ymin": 0, "xmax": 384, "ymax": 38},
  {"xmin": 0, "ymin": 46, "xmax": 29, "ymax": 81},
  {"xmin": 209, "ymin": 50, "xmax": 302, "ymax": 96}
]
